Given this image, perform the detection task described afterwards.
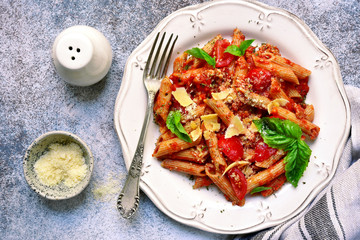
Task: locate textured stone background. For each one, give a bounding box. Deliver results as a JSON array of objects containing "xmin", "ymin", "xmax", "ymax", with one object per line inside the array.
[{"xmin": 0, "ymin": 0, "xmax": 359, "ymax": 239}]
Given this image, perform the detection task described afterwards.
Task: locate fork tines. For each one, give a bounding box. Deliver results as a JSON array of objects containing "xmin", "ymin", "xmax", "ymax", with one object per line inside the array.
[{"xmin": 144, "ymin": 32, "xmax": 178, "ymax": 80}]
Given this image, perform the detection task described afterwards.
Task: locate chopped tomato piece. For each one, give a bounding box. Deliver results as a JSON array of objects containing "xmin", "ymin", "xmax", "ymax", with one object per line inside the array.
[
  {"xmin": 214, "ymin": 39, "xmax": 235, "ymax": 68},
  {"xmin": 247, "ymin": 68, "xmax": 272, "ymax": 93},
  {"xmin": 227, "ymin": 168, "xmax": 247, "ymax": 201},
  {"xmin": 218, "ymin": 135, "xmax": 244, "ymax": 162},
  {"xmin": 253, "ymin": 141, "xmax": 277, "ymax": 162}
]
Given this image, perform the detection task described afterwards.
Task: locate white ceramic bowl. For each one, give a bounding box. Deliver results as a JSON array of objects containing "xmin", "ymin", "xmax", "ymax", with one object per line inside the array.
[
  {"xmin": 52, "ymin": 25, "xmax": 112, "ymax": 86},
  {"xmin": 23, "ymin": 131, "xmax": 94, "ymax": 200}
]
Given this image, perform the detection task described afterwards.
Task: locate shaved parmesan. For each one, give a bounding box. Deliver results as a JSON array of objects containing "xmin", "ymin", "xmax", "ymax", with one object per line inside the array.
[
  {"xmin": 190, "ymin": 127, "xmax": 202, "ymax": 141},
  {"xmin": 172, "ymin": 87, "xmax": 194, "ymax": 107},
  {"xmin": 222, "ymin": 161, "xmax": 249, "ymax": 176},
  {"xmin": 203, "ymin": 130, "xmax": 211, "ymax": 140},
  {"xmin": 201, "ymin": 114, "xmax": 218, "ymax": 122},
  {"xmin": 225, "ymin": 116, "xmax": 246, "ymax": 138},
  {"xmin": 190, "ymin": 120, "xmax": 198, "ymax": 130},
  {"xmin": 201, "ymin": 114, "xmax": 220, "ymax": 132},
  {"xmin": 212, "ymin": 89, "xmax": 231, "ymax": 100},
  {"xmin": 267, "ymin": 98, "xmax": 289, "ymax": 114},
  {"xmin": 249, "ymin": 122, "xmax": 258, "ymax": 132}
]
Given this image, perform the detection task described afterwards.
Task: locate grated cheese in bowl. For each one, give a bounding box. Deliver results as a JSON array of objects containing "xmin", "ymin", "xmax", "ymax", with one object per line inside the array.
[
  {"xmin": 23, "ymin": 131, "xmax": 93, "ymax": 200},
  {"xmin": 34, "ymin": 142, "xmax": 88, "ymax": 188}
]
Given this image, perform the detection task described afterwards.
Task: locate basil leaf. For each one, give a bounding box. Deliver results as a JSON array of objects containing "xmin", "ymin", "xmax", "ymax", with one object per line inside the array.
[
  {"xmin": 185, "ymin": 48, "xmax": 215, "ymax": 68},
  {"xmin": 250, "ymin": 186, "xmax": 272, "ymax": 194},
  {"xmin": 284, "ymin": 141, "xmax": 311, "ymax": 187},
  {"xmin": 253, "ymin": 118, "xmax": 301, "ymax": 149},
  {"xmin": 166, "ymin": 110, "xmax": 192, "ymax": 143},
  {"xmin": 224, "ymin": 39, "xmax": 255, "ymax": 57},
  {"xmin": 253, "ymin": 117, "xmax": 311, "ymax": 187}
]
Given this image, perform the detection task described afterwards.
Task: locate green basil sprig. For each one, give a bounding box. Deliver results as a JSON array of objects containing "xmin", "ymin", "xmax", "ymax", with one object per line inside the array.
[
  {"xmin": 250, "ymin": 186, "xmax": 272, "ymax": 194},
  {"xmin": 224, "ymin": 39, "xmax": 255, "ymax": 57},
  {"xmin": 166, "ymin": 110, "xmax": 192, "ymax": 143},
  {"xmin": 185, "ymin": 48, "xmax": 216, "ymax": 68},
  {"xmin": 253, "ymin": 117, "xmax": 312, "ymax": 187}
]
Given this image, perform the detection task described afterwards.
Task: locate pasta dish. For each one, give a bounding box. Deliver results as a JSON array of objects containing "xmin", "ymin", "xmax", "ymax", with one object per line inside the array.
[{"xmin": 152, "ymin": 28, "xmax": 320, "ymax": 206}]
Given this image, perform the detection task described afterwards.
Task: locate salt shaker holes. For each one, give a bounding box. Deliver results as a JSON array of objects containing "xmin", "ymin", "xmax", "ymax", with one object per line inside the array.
[{"xmin": 68, "ymin": 46, "xmax": 81, "ymax": 60}]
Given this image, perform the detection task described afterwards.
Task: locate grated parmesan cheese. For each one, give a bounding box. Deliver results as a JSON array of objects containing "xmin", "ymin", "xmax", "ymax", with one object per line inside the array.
[{"xmin": 34, "ymin": 143, "xmax": 88, "ymax": 188}]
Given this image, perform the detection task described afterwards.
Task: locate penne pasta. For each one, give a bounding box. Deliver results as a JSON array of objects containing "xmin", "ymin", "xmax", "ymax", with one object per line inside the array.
[
  {"xmin": 153, "ymin": 76, "xmax": 173, "ymax": 124},
  {"xmin": 161, "ymin": 159, "xmax": 206, "ymax": 176},
  {"xmin": 269, "ymin": 77, "xmax": 291, "ymax": 101},
  {"xmin": 271, "ymin": 106, "xmax": 320, "ymax": 139},
  {"xmin": 193, "ymin": 176, "xmax": 213, "ymax": 189},
  {"xmin": 231, "ymin": 28, "xmax": 245, "ymax": 46},
  {"xmin": 287, "ymin": 86, "xmax": 302, "ymax": 98},
  {"xmin": 203, "ymin": 130, "xmax": 227, "ymax": 173},
  {"xmin": 252, "ymin": 54, "xmax": 299, "ymax": 85},
  {"xmin": 304, "ymin": 104, "xmax": 315, "ymax": 122},
  {"xmin": 271, "ymin": 55, "xmax": 311, "ymax": 79},
  {"xmin": 246, "ymin": 159, "xmax": 286, "ymax": 194},
  {"xmin": 152, "ymin": 134, "xmax": 202, "ymax": 158},
  {"xmin": 237, "ymin": 87, "xmax": 271, "ymax": 110},
  {"xmin": 161, "ymin": 143, "xmax": 209, "ymax": 164},
  {"xmin": 173, "ymin": 52, "xmax": 188, "ymax": 72},
  {"xmin": 205, "ymin": 163, "xmax": 244, "ymax": 206},
  {"xmin": 204, "ymin": 98, "xmax": 234, "ymax": 126}
]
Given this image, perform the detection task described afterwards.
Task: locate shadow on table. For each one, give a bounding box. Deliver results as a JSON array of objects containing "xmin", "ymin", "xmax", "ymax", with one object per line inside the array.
[
  {"xmin": 66, "ymin": 74, "xmax": 108, "ymax": 102},
  {"xmin": 40, "ymin": 189, "xmax": 88, "ymax": 211}
]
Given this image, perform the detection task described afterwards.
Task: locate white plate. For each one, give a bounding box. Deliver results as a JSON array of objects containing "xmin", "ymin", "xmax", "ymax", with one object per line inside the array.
[{"xmin": 114, "ymin": 0, "xmax": 350, "ymax": 234}]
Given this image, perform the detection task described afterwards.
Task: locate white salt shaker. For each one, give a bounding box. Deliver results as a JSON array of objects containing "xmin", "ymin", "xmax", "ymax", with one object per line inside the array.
[{"xmin": 52, "ymin": 25, "xmax": 112, "ymax": 86}]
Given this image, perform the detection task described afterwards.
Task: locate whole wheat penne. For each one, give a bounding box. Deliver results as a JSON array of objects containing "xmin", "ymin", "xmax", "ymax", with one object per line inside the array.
[
  {"xmin": 173, "ymin": 52, "xmax": 188, "ymax": 72},
  {"xmin": 237, "ymin": 87, "xmax": 271, "ymax": 110},
  {"xmin": 161, "ymin": 144, "xmax": 209, "ymax": 164},
  {"xmin": 269, "ymin": 78, "xmax": 291, "ymax": 100},
  {"xmin": 152, "ymin": 134, "xmax": 202, "ymax": 158},
  {"xmin": 233, "ymin": 57, "xmax": 249, "ymax": 87},
  {"xmin": 231, "ymin": 28, "xmax": 245, "ymax": 46},
  {"xmin": 205, "ymin": 163, "xmax": 244, "ymax": 206},
  {"xmin": 246, "ymin": 159, "xmax": 286, "ymax": 194},
  {"xmin": 287, "ymin": 86, "xmax": 302, "ymax": 98},
  {"xmin": 153, "ymin": 76, "xmax": 173, "ymax": 124},
  {"xmin": 204, "ymin": 98, "xmax": 234, "ymax": 126},
  {"xmin": 203, "ymin": 130, "xmax": 227, "ymax": 173},
  {"xmin": 304, "ymin": 104, "xmax": 315, "ymax": 122},
  {"xmin": 253, "ymin": 54, "xmax": 299, "ymax": 85},
  {"xmin": 193, "ymin": 176, "xmax": 213, "ymax": 189},
  {"xmin": 271, "ymin": 55, "xmax": 311, "ymax": 79},
  {"xmin": 158, "ymin": 130, "xmax": 176, "ymax": 142},
  {"xmin": 161, "ymin": 159, "xmax": 206, "ymax": 176},
  {"xmin": 271, "ymin": 106, "xmax": 320, "ymax": 139}
]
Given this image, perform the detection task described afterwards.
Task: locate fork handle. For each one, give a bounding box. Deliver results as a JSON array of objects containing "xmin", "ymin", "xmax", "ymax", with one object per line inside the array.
[{"xmin": 117, "ymin": 92, "xmax": 155, "ymax": 218}]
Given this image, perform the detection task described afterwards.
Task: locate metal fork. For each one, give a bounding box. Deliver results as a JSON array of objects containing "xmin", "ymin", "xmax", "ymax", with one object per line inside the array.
[{"xmin": 117, "ymin": 32, "xmax": 178, "ymax": 219}]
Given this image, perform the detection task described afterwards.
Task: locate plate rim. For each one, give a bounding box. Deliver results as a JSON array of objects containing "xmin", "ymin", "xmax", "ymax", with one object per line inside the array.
[{"xmin": 114, "ymin": 0, "xmax": 350, "ymax": 234}]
